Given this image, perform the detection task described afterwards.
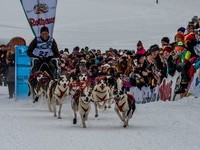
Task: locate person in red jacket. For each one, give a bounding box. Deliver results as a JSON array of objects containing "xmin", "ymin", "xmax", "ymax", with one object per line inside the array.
[{"xmin": 136, "ymin": 41, "xmax": 146, "ymax": 55}]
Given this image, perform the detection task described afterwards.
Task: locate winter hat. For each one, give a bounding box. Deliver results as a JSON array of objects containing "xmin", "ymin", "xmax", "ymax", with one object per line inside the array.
[
  {"xmin": 161, "ymin": 37, "xmax": 170, "ymax": 44},
  {"xmin": 163, "ymin": 46, "xmax": 172, "ymax": 53},
  {"xmin": 40, "ymin": 26, "xmax": 49, "ymax": 33},
  {"xmin": 174, "ymin": 42, "xmax": 185, "ymax": 52},
  {"xmin": 145, "ymin": 50, "xmax": 151, "ymax": 56},
  {"xmin": 177, "ymin": 27, "xmax": 186, "ymax": 33},
  {"xmin": 149, "ymin": 44, "xmax": 160, "ymax": 53},
  {"xmin": 185, "ymin": 34, "xmax": 195, "ymax": 42},
  {"xmin": 187, "ymin": 24, "xmax": 195, "ymax": 30},
  {"xmin": 88, "ymin": 50, "xmax": 96, "ymax": 58},
  {"xmin": 73, "ymin": 46, "xmax": 80, "ymax": 51},
  {"xmin": 137, "ymin": 41, "xmax": 143, "ymax": 47},
  {"xmin": 63, "ymin": 48, "xmax": 69, "ymax": 55},
  {"xmin": 192, "ymin": 16, "xmax": 198, "ymax": 23},
  {"xmin": 175, "ymin": 33, "xmax": 185, "ymax": 42}
]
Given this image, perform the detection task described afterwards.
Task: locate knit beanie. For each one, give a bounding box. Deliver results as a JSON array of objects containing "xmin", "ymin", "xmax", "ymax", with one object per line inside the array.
[
  {"xmin": 177, "ymin": 27, "xmax": 186, "ymax": 33},
  {"xmin": 175, "ymin": 33, "xmax": 185, "ymax": 42},
  {"xmin": 40, "ymin": 26, "xmax": 49, "ymax": 33},
  {"xmin": 137, "ymin": 41, "xmax": 143, "ymax": 47},
  {"xmin": 163, "ymin": 47, "xmax": 172, "ymax": 53},
  {"xmin": 161, "ymin": 37, "xmax": 170, "ymax": 44}
]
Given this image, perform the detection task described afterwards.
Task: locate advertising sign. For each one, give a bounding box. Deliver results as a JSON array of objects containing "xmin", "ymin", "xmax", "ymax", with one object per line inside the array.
[
  {"xmin": 20, "ymin": 0, "xmax": 58, "ymax": 37},
  {"xmin": 15, "ymin": 46, "xmax": 31, "ymax": 100}
]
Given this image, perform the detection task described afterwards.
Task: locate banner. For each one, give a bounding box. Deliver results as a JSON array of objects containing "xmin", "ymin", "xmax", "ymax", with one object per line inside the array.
[
  {"xmin": 129, "ymin": 85, "xmax": 159, "ymax": 104},
  {"xmin": 20, "ymin": 0, "xmax": 58, "ymax": 37},
  {"xmin": 187, "ymin": 69, "xmax": 200, "ymax": 97},
  {"xmin": 159, "ymin": 71, "xmax": 180, "ymax": 101}
]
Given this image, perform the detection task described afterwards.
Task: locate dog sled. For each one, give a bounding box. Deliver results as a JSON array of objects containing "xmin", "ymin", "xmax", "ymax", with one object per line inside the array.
[{"xmin": 28, "ymin": 57, "xmax": 60, "ymax": 102}]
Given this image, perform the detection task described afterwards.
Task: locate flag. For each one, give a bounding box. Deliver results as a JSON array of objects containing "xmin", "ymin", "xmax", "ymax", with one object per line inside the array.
[{"xmin": 20, "ymin": 0, "xmax": 58, "ymax": 37}]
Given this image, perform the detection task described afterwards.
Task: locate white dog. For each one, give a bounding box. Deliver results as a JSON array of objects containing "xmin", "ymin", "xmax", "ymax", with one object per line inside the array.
[
  {"xmin": 92, "ymin": 77, "xmax": 110, "ymax": 117},
  {"xmin": 113, "ymin": 90, "xmax": 136, "ymax": 127},
  {"xmin": 47, "ymin": 75, "xmax": 70, "ymax": 119},
  {"xmin": 71, "ymin": 90, "xmax": 91, "ymax": 128},
  {"xmin": 69, "ymin": 73, "xmax": 89, "ymax": 95}
]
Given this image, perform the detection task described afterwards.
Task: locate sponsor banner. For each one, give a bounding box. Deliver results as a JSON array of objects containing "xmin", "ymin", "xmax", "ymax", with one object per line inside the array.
[
  {"xmin": 15, "ymin": 46, "xmax": 31, "ymax": 100},
  {"xmin": 130, "ymin": 86, "xmax": 143, "ymax": 104},
  {"xmin": 151, "ymin": 85, "xmax": 159, "ymax": 102},
  {"xmin": 129, "ymin": 70, "xmax": 200, "ymax": 103},
  {"xmin": 20, "ymin": 0, "xmax": 58, "ymax": 37},
  {"xmin": 187, "ymin": 69, "xmax": 200, "ymax": 97},
  {"xmin": 129, "ymin": 86, "xmax": 159, "ymax": 104},
  {"xmin": 159, "ymin": 71, "xmax": 180, "ymax": 101}
]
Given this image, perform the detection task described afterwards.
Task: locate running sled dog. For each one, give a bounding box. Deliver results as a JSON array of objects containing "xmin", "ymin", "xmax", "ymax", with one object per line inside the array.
[
  {"xmin": 113, "ymin": 90, "xmax": 136, "ymax": 127},
  {"xmin": 71, "ymin": 73, "xmax": 92, "ymax": 128},
  {"xmin": 92, "ymin": 77, "xmax": 110, "ymax": 117},
  {"xmin": 47, "ymin": 75, "xmax": 70, "ymax": 119},
  {"xmin": 71, "ymin": 90, "xmax": 92, "ymax": 128}
]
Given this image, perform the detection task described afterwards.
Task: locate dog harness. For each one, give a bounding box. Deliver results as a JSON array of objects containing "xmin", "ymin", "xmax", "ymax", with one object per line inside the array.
[
  {"xmin": 96, "ymin": 94, "xmax": 108, "ymax": 102},
  {"xmin": 115, "ymin": 96, "xmax": 126, "ymax": 112},
  {"xmin": 56, "ymin": 87, "xmax": 68, "ymax": 99},
  {"xmin": 80, "ymin": 105, "xmax": 89, "ymax": 113},
  {"xmin": 116, "ymin": 102, "xmax": 126, "ymax": 112}
]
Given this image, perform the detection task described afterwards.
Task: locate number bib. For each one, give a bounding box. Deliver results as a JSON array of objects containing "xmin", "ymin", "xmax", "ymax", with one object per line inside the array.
[
  {"xmin": 32, "ymin": 37, "xmax": 54, "ymax": 57},
  {"xmin": 33, "ymin": 48, "xmax": 53, "ymax": 57}
]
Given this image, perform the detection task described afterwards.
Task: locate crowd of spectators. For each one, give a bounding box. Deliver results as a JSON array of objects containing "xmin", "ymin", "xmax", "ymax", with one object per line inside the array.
[{"xmin": 58, "ymin": 16, "xmax": 200, "ymax": 94}]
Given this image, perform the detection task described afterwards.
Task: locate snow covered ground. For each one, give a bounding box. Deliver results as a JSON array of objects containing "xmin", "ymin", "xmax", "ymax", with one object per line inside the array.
[
  {"xmin": 1, "ymin": 86, "xmax": 200, "ymax": 150},
  {"xmin": 1, "ymin": 0, "xmax": 200, "ymax": 150}
]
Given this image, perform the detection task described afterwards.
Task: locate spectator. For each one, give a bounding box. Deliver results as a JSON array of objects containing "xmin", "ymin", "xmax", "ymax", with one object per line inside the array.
[
  {"xmin": 136, "ymin": 41, "xmax": 146, "ymax": 55},
  {"xmin": 161, "ymin": 37, "xmax": 170, "ymax": 49},
  {"xmin": 163, "ymin": 47, "xmax": 177, "ymax": 76},
  {"xmin": 0, "ymin": 45, "xmax": 7, "ymax": 86},
  {"xmin": 149, "ymin": 44, "xmax": 166, "ymax": 81},
  {"xmin": 177, "ymin": 27, "xmax": 186, "ymax": 34},
  {"xmin": 5, "ymin": 51, "xmax": 15, "ymax": 98}
]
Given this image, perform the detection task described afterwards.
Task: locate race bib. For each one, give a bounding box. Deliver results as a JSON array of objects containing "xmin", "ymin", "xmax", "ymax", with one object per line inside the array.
[
  {"xmin": 33, "ymin": 48, "xmax": 53, "ymax": 57},
  {"xmin": 33, "ymin": 37, "xmax": 53, "ymax": 57}
]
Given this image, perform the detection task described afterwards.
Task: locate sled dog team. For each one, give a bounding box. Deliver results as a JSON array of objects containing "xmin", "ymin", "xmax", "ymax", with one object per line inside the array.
[{"xmin": 28, "ymin": 72, "xmax": 136, "ymax": 128}]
